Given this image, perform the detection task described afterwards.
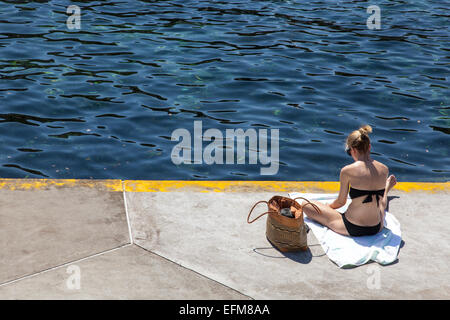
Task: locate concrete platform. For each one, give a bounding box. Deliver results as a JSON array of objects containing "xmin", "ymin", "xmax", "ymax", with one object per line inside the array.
[
  {"xmin": 0, "ymin": 179, "xmax": 129, "ymax": 284},
  {"xmin": 0, "ymin": 245, "xmax": 247, "ymax": 300},
  {"xmin": 0, "ymin": 179, "xmax": 448, "ymax": 299},
  {"xmin": 124, "ymin": 189, "xmax": 450, "ymax": 299}
]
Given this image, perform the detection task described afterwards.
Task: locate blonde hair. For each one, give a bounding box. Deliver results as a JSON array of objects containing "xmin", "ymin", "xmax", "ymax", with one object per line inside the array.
[{"xmin": 346, "ymin": 125, "xmax": 372, "ymax": 154}]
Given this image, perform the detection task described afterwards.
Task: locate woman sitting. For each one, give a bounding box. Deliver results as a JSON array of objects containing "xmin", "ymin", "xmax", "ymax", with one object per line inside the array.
[{"xmin": 302, "ymin": 125, "xmax": 397, "ymax": 237}]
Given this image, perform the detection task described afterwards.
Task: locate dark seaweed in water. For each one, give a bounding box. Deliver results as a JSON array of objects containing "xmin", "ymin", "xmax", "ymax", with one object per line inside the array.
[{"xmin": 0, "ymin": 0, "xmax": 448, "ymax": 181}]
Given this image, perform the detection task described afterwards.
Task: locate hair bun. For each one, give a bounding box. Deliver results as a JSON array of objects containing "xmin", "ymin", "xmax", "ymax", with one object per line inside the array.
[{"xmin": 359, "ymin": 125, "xmax": 372, "ymax": 136}]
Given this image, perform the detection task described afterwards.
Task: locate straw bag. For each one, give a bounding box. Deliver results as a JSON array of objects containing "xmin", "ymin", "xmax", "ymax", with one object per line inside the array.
[{"xmin": 247, "ymin": 196, "xmax": 321, "ymax": 252}]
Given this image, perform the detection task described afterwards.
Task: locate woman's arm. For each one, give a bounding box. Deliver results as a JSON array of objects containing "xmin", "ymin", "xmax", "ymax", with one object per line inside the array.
[{"xmin": 329, "ymin": 167, "xmax": 350, "ymax": 209}]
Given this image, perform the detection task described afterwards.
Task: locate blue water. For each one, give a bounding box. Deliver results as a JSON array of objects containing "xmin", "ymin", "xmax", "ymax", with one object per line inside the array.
[{"xmin": 0, "ymin": 0, "xmax": 448, "ymax": 181}]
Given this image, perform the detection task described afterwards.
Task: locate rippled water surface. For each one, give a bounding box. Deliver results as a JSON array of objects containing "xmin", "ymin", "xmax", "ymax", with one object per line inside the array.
[{"xmin": 0, "ymin": 0, "xmax": 448, "ymax": 181}]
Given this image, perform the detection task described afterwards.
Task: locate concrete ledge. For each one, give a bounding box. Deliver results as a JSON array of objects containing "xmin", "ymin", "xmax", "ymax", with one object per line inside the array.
[
  {"xmin": 0, "ymin": 179, "xmax": 129, "ymax": 285},
  {"xmin": 0, "ymin": 179, "xmax": 448, "ymax": 299}
]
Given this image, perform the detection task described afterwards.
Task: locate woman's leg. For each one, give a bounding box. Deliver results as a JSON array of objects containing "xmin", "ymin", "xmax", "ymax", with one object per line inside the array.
[{"xmin": 301, "ymin": 200, "xmax": 349, "ymax": 236}]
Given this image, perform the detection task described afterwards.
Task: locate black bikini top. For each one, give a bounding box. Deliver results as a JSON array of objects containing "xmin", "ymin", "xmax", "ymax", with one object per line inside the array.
[{"xmin": 349, "ymin": 187, "xmax": 385, "ymax": 206}]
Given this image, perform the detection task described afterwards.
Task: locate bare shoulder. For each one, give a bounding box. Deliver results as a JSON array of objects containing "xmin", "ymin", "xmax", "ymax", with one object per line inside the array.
[
  {"xmin": 341, "ymin": 164, "xmax": 353, "ymax": 174},
  {"xmin": 373, "ymin": 160, "xmax": 389, "ymax": 174},
  {"xmin": 340, "ymin": 163, "xmax": 356, "ymax": 179},
  {"xmin": 342, "ymin": 161, "xmax": 360, "ymax": 172}
]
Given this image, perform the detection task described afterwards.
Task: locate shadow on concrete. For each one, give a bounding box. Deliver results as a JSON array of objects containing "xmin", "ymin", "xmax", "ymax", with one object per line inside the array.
[
  {"xmin": 252, "ymin": 246, "xmax": 318, "ymax": 264},
  {"xmin": 387, "ymin": 195, "xmax": 400, "ymax": 212}
]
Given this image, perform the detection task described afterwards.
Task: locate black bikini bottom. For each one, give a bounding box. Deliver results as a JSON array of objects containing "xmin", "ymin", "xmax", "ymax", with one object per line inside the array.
[{"xmin": 342, "ymin": 213, "xmax": 381, "ymax": 237}]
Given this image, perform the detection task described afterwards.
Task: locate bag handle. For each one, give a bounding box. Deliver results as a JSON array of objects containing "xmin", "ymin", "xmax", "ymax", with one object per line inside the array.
[
  {"xmin": 247, "ymin": 200, "xmax": 276, "ymax": 224},
  {"xmin": 248, "ymin": 196, "xmax": 322, "ymax": 224},
  {"xmin": 293, "ymin": 196, "xmax": 322, "ymax": 216}
]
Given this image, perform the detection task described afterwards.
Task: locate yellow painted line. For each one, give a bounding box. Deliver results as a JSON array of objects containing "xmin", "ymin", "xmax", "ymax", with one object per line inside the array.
[
  {"xmin": 0, "ymin": 179, "xmax": 447, "ymax": 193},
  {"xmin": 123, "ymin": 180, "xmax": 450, "ymax": 193},
  {"xmin": 392, "ymin": 182, "xmax": 449, "ymax": 193},
  {"xmin": 0, "ymin": 179, "xmax": 123, "ymax": 191},
  {"xmin": 123, "ymin": 180, "xmax": 340, "ymax": 193}
]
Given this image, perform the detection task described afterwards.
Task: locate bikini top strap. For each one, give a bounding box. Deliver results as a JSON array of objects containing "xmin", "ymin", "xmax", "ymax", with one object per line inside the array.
[{"xmin": 350, "ymin": 188, "xmax": 385, "ymax": 206}]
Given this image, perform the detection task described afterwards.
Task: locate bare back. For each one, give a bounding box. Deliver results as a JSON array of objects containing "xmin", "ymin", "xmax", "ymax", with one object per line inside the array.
[{"xmin": 344, "ymin": 159, "xmax": 389, "ymax": 226}]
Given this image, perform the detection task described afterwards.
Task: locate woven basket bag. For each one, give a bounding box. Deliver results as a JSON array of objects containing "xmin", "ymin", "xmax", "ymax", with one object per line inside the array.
[{"xmin": 247, "ymin": 196, "xmax": 321, "ymax": 252}]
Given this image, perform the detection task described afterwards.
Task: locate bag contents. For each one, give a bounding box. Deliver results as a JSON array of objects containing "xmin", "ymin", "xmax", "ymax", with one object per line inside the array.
[{"xmin": 280, "ymin": 207, "xmax": 294, "ymax": 218}]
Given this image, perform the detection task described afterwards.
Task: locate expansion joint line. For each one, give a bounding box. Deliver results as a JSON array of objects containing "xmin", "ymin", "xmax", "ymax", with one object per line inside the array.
[
  {"xmin": 133, "ymin": 243, "xmax": 255, "ymax": 300},
  {"xmin": 0, "ymin": 243, "xmax": 132, "ymax": 288},
  {"xmin": 122, "ymin": 180, "xmax": 134, "ymax": 245}
]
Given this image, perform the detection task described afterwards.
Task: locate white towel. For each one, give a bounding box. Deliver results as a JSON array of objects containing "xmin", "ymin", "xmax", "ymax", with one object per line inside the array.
[{"xmin": 288, "ymin": 192, "xmax": 402, "ymax": 268}]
